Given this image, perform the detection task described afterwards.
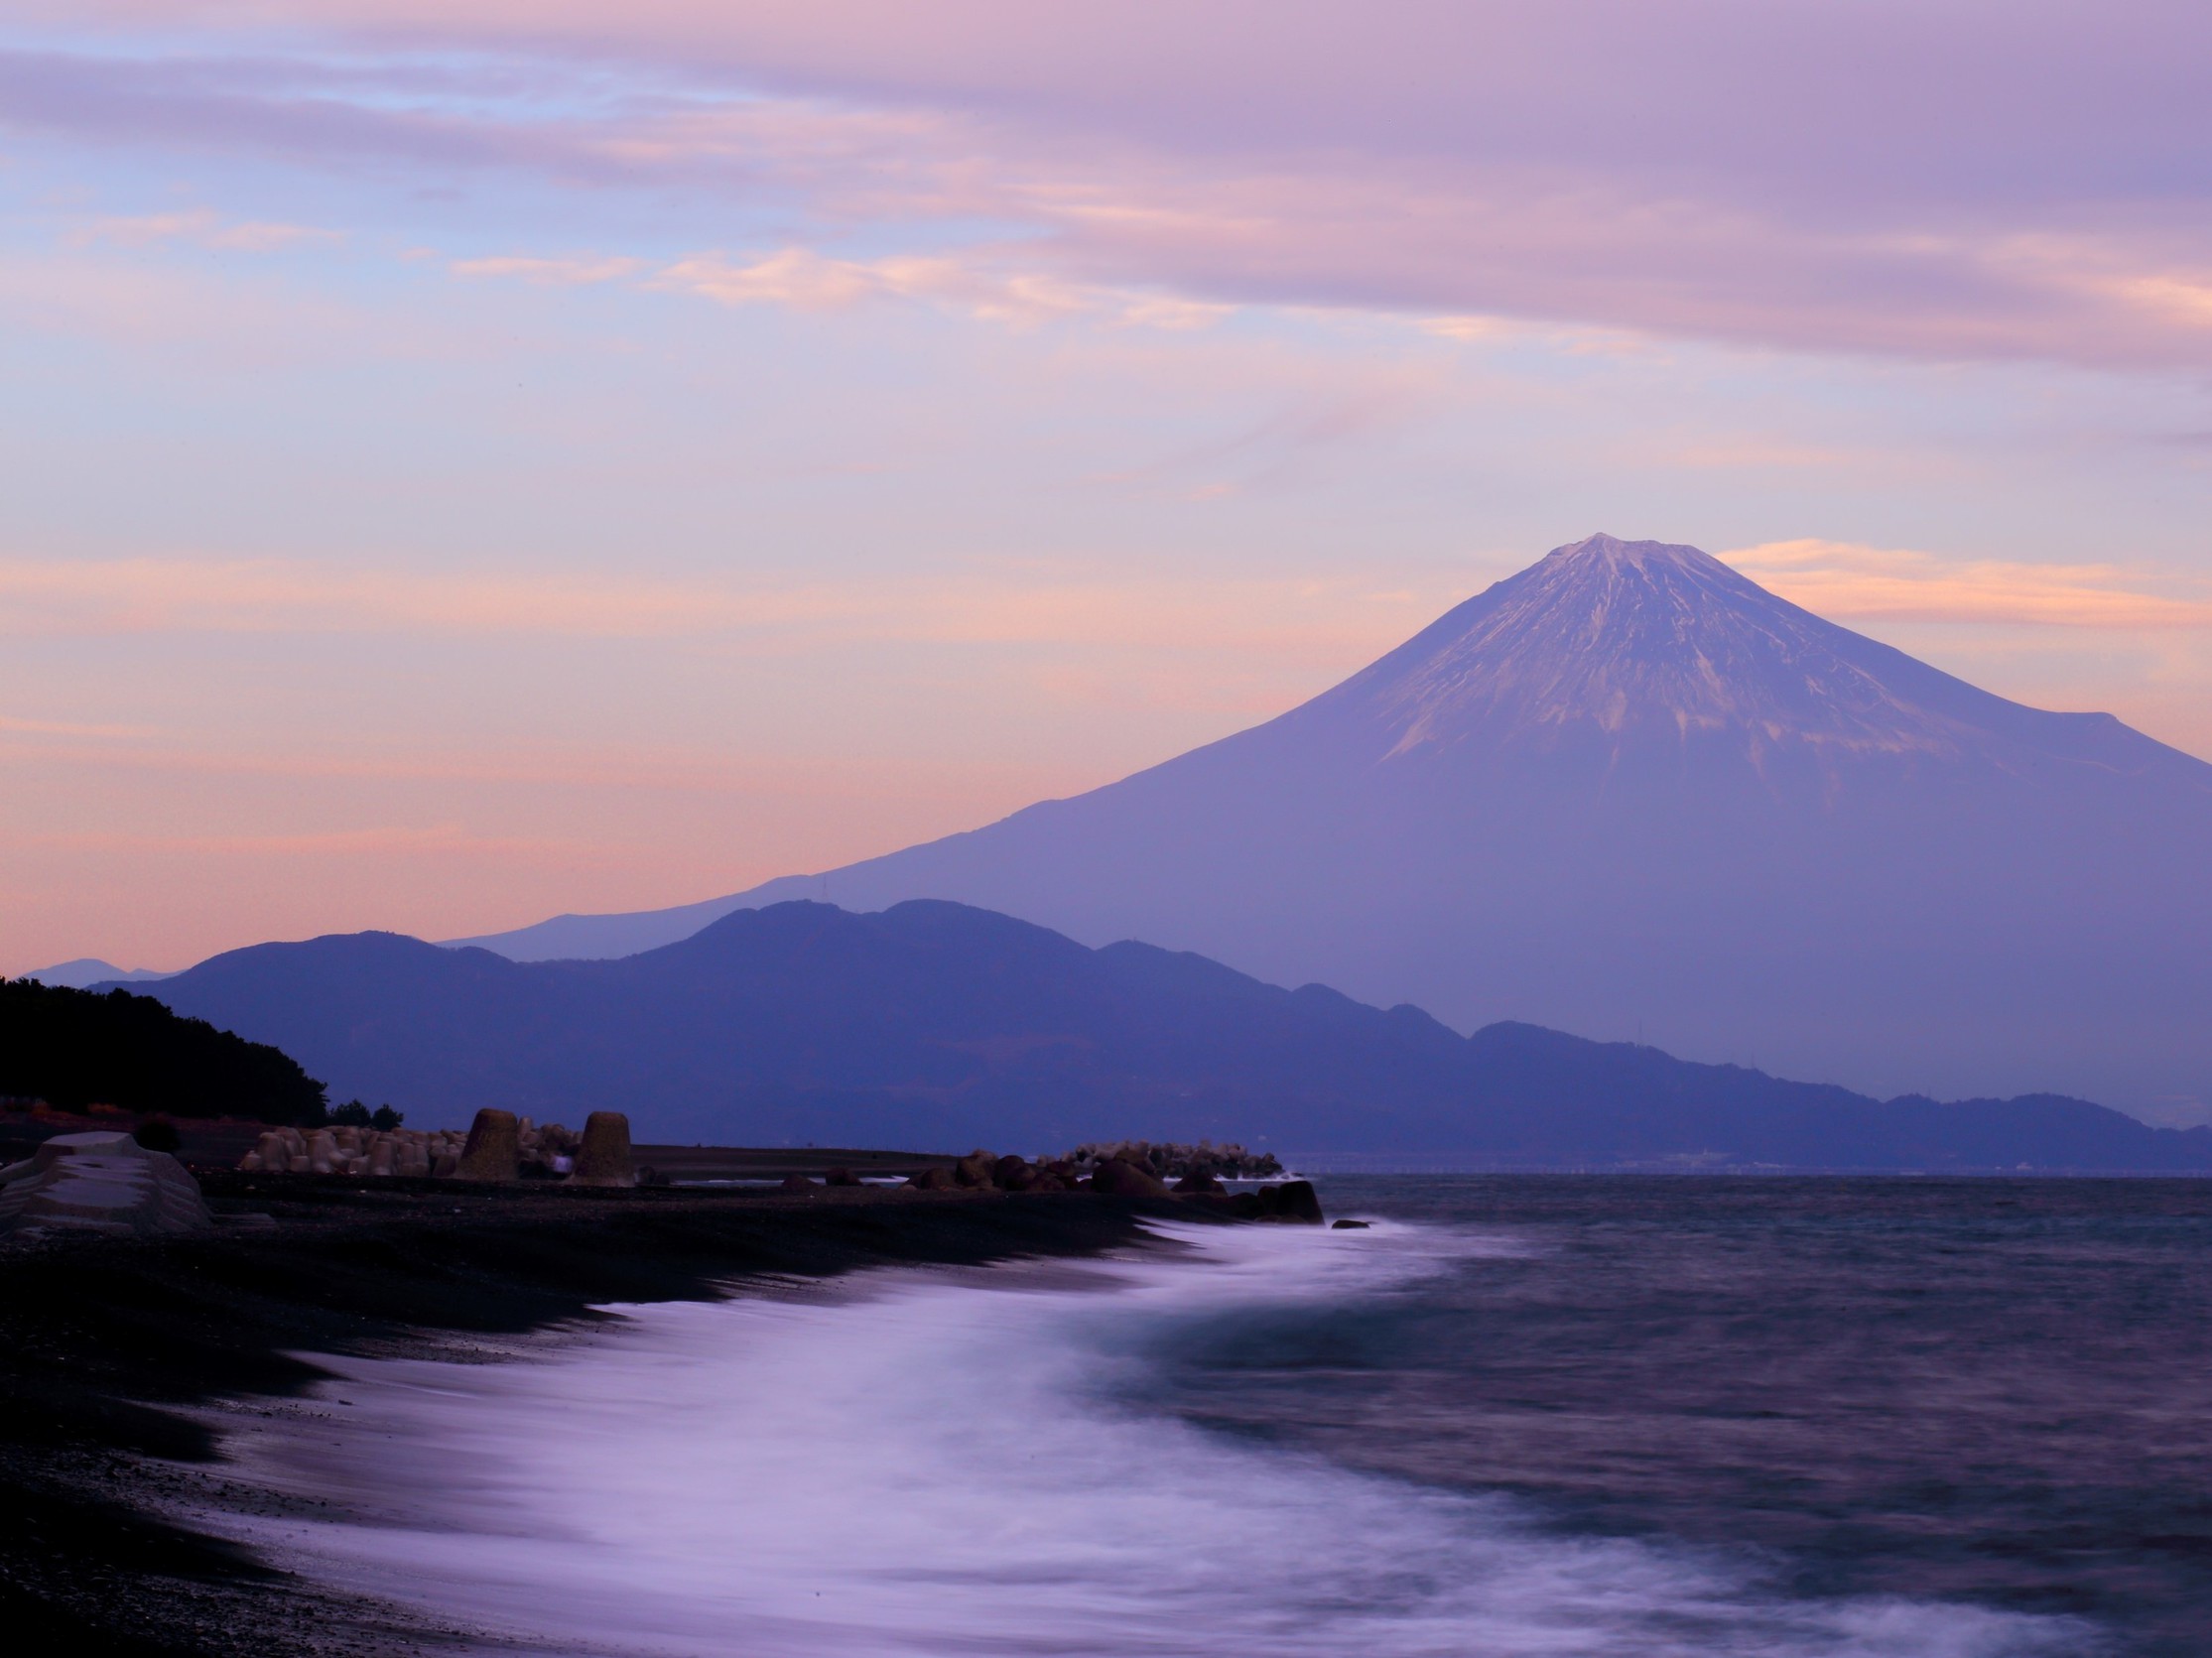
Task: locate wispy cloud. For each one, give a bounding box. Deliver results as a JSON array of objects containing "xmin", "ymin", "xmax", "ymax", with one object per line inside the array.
[
  {"xmin": 0, "ymin": 553, "xmax": 1448, "ymax": 660},
  {"xmin": 14, "ymin": 7, "xmax": 2212, "ymax": 370},
  {"xmin": 14, "ymin": 546, "xmax": 2206, "ymax": 653},
  {"xmin": 451, "ymin": 253, "xmax": 642, "ymax": 285},
  {"xmin": 1723, "ymin": 541, "xmax": 2212, "ymax": 631},
  {"xmin": 652, "ymin": 248, "xmax": 937, "ymax": 312},
  {"xmin": 69, "ymin": 208, "xmax": 340, "ymax": 252},
  {"xmin": 649, "ymin": 246, "xmax": 1229, "ymax": 330},
  {"xmin": 437, "ymin": 240, "xmax": 1235, "ymax": 329}
]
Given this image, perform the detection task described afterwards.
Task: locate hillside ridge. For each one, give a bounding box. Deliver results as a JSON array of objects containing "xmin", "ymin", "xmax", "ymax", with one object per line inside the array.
[{"xmin": 122, "ymin": 899, "xmax": 2212, "ymax": 1168}]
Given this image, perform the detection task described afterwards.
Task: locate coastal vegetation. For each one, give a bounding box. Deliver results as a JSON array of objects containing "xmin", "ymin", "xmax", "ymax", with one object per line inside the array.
[
  {"xmin": 0, "ymin": 977, "xmax": 326, "ymax": 1124},
  {"xmin": 329, "ymin": 1099, "xmax": 405, "ymax": 1130}
]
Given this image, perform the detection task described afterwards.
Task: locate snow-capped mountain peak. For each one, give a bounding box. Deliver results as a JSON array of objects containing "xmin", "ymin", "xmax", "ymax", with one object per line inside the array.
[{"xmin": 1315, "ymin": 533, "xmax": 1970, "ymax": 761}]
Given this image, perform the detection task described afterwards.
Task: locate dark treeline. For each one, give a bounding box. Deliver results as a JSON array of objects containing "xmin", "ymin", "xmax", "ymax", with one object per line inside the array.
[{"xmin": 0, "ymin": 978, "xmax": 327, "ymax": 1124}]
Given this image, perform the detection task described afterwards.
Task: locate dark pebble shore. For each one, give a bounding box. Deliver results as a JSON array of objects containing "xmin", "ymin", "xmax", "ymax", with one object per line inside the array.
[{"xmin": 0, "ymin": 1174, "xmax": 1205, "ymax": 1657}]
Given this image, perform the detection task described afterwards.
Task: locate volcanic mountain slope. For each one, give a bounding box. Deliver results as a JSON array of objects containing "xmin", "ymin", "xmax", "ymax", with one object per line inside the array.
[
  {"xmin": 455, "ymin": 536, "xmax": 2212, "ymax": 1118},
  {"xmin": 132, "ymin": 899, "xmax": 2211, "ymax": 1168}
]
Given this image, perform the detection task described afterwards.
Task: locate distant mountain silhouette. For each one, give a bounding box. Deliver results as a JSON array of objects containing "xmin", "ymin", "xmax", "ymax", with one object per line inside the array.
[
  {"xmin": 130, "ymin": 899, "xmax": 2211, "ymax": 1168},
  {"xmin": 452, "ymin": 535, "xmax": 2212, "ymax": 1121},
  {"xmin": 24, "ymin": 958, "xmax": 173, "ymax": 989}
]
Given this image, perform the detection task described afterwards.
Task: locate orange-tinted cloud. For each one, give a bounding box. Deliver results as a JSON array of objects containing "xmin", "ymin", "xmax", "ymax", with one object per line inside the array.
[
  {"xmin": 1722, "ymin": 541, "xmax": 2212, "ymax": 631},
  {"xmin": 0, "ymin": 553, "xmax": 1447, "ymax": 660}
]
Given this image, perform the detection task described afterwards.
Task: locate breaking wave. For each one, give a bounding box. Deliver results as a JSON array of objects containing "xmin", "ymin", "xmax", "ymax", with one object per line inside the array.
[{"xmin": 199, "ymin": 1219, "xmax": 2086, "ymax": 1657}]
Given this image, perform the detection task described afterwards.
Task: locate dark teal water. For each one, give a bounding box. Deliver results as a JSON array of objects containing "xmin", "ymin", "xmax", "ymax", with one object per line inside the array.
[{"xmin": 1133, "ymin": 1177, "xmax": 2212, "ymax": 1656}]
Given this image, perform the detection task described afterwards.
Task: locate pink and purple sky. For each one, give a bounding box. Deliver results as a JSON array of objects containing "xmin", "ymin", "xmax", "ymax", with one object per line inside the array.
[{"xmin": 5, "ymin": 1, "xmax": 2212, "ymax": 973}]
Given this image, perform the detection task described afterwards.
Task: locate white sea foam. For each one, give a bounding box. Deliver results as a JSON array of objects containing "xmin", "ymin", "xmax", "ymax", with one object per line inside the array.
[{"xmin": 198, "ymin": 1221, "xmax": 2085, "ymax": 1657}]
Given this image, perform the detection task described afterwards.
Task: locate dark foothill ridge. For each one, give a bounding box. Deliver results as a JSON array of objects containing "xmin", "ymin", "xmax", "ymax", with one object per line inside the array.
[{"xmin": 123, "ymin": 898, "xmax": 2212, "ymax": 1171}]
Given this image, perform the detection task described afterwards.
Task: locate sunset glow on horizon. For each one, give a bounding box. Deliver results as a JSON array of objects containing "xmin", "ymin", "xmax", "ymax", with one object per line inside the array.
[{"xmin": 6, "ymin": 0, "xmax": 2212, "ymax": 974}]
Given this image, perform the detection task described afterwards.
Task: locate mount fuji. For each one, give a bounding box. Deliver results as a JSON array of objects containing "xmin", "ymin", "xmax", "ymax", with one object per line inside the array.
[{"xmin": 454, "ymin": 535, "xmax": 2212, "ymax": 1118}]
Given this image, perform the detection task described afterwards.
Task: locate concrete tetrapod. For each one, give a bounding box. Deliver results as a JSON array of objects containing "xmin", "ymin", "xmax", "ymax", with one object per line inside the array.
[
  {"xmin": 566, "ymin": 1111, "xmax": 635, "ymax": 1188},
  {"xmin": 453, "ymin": 1108, "xmax": 521, "ymax": 1182}
]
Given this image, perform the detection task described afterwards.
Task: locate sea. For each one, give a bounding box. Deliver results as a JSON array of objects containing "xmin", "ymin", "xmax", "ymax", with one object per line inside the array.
[{"xmin": 204, "ymin": 1177, "xmax": 2212, "ymax": 1656}]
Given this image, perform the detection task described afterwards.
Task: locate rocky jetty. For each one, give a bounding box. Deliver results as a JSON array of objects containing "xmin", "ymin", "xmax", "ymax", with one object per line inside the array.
[
  {"xmin": 1063, "ymin": 1140, "xmax": 1284, "ymax": 1180},
  {"xmin": 232, "ymin": 1110, "xmax": 606, "ymax": 1182},
  {"xmin": 909, "ymin": 1147, "xmax": 1318, "ymax": 1219},
  {"xmin": 220, "ymin": 1115, "xmax": 1321, "ymax": 1218},
  {"xmin": 0, "ymin": 1130, "xmax": 212, "ymax": 1237},
  {"xmin": 239, "ymin": 1121, "xmax": 450, "ymax": 1176}
]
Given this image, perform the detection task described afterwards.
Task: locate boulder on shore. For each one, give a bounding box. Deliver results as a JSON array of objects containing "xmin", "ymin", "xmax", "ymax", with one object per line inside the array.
[
  {"xmin": 1233, "ymin": 1180, "xmax": 1325, "ymax": 1223},
  {"xmin": 567, "ymin": 1111, "xmax": 635, "ymax": 1187},
  {"xmin": 1173, "ymin": 1171, "xmax": 1228, "ymax": 1196},
  {"xmin": 906, "ymin": 1167, "xmax": 957, "ymax": 1191},
  {"xmin": 953, "ymin": 1149, "xmax": 997, "ymax": 1189},
  {"xmin": 1089, "ymin": 1158, "xmax": 1172, "ymax": 1198},
  {"xmin": 0, "ymin": 1131, "xmax": 212, "ymax": 1237},
  {"xmin": 453, "ymin": 1109, "xmax": 520, "ymax": 1182}
]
